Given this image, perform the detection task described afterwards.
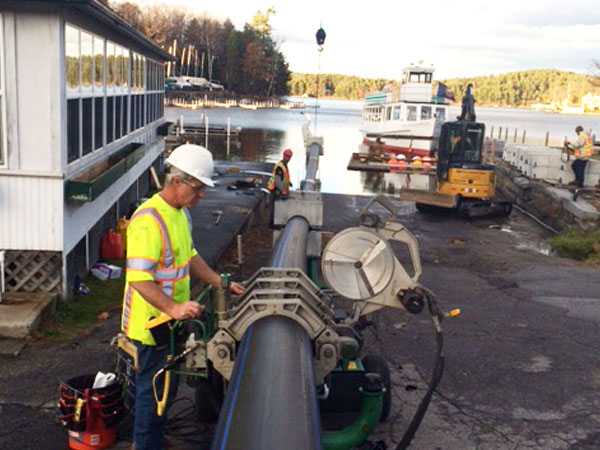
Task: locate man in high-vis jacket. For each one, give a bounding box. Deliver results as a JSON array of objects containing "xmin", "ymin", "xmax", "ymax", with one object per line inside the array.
[
  {"xmin": 122, "ymin": 144, "xmax": 244, "ymax": 450},
  {"xmin": 565, "ymin": 125, "xmax": 594, "ymax": 192},
  {"xmin": 267, "ymin": 148, "xmax": 293, "ymax": 227}
]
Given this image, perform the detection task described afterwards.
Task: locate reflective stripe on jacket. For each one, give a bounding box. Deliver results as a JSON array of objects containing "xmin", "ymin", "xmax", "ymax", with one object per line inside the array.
[
  {"xmin": 267, "ymin": 161, "xmax": 290, "ymax": 196},
  {"xmin": 574, "ymin": 132, "xmax": 594, "ymax": 159},
  {"xmin": 121, "ymin": 194, "xmax": 197, "ymax": 345}
]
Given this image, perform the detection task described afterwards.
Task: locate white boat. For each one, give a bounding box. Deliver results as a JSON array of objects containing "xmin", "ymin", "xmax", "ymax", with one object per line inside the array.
[{"xmin": 359, "ymin": 64, "xmax": 452, "ymax": 157}]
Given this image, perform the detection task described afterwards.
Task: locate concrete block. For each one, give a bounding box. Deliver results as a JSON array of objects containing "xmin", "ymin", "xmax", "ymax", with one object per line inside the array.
[
  {"xmin": 558, "ymin": 163, "xmax": 576, "ymax": 185},
  {"xmin": 558, "ymin": 161, "xmax": 599, "ymax": 187},
  {"xmin": 503, "ymin": 144, "xmax": 519, "ymax": 165},
  {"xmin": 517, "ymin": 148, "xmax": 557, "ymax": 172},
  {"xmin": 530, "ymin": 152, "xmax": 562, "ymax": 168},
  {"xmin": 527, "ymin": 165, "xmax": 560, "ymax": 182},
  {"xmin": 274, "ymin": 192, "xmax": 323, "ymax": 228},
  {"xmin": 585, "ymin": 160, "xmax": 600, "ymax": 186}
]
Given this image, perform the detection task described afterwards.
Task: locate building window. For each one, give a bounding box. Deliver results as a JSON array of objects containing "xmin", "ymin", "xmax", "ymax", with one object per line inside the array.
[
  {"xmin": 0, "ymin": 14, "xmax": 6, "ymax": 167},
  {"xmin": 67, "ymin": 98, "xmax": 80, "ymax": 163},
  {"xmin": 64, "ymin": 23, "xmax": 165, "ymax": 166},
  {"xmin": 65, "ymin": 25, "xmax": 80, "ymax": 93}
]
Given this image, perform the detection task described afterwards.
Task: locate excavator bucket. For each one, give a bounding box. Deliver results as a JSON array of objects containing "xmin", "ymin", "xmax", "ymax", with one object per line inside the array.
[{"xmin": 399, "ymin": 189, "xmax": 459, "ymax": 208}]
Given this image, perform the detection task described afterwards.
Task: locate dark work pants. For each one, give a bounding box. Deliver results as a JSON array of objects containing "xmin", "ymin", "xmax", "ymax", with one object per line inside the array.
[
  {"xmin": 572, "ymin": 159, "xmax": 588, "ymax": 189},
  {"xmin": 133, "ymin": 342, "xmax": 179, "ymax": 450}
]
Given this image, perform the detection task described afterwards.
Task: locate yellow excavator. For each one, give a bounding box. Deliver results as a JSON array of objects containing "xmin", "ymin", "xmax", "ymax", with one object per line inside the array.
[{"xmin": 399, "ymin": 120, "xmax": 513, "ymax": 218}]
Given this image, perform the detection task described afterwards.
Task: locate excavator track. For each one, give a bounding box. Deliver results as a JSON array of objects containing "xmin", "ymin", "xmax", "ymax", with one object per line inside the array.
[{"xmin": 458, "ymin": 199, "xmax": 512, "ymax": 219}]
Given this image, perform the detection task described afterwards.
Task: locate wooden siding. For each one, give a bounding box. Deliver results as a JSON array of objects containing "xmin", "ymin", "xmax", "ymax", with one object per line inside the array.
[{"xmin": 0, "ymin": 174, "xmax": 63, "ymax": 250}]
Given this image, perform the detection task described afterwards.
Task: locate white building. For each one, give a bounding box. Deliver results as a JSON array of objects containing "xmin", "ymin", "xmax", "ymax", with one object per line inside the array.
[{"xmin": 0, "ymin": 1, "xmax": 171, "ymax": 296}]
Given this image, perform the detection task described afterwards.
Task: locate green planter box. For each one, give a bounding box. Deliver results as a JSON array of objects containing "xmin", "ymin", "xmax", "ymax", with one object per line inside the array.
[{"xmin": 66, "ymin": 143, "xmax": 144, "ymax": 202}]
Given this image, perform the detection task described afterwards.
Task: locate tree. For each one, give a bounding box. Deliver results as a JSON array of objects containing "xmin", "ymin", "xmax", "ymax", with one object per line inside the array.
[
  {"xmin": 250, "ymin": 7, "xmax": 276, "ymax": 37},
  {"xmin": 111, "ymin": 1, "xmax": 144, "ymax": 30},
  {"xmin": 241, "ymin": 40, "xmax": 273, "ymax": 94}
]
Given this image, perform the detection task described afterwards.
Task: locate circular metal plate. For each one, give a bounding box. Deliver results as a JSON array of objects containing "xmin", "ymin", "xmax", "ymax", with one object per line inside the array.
[{"xmin": 321, "ymin": 227, "xmax": 395, "ymax": 300}]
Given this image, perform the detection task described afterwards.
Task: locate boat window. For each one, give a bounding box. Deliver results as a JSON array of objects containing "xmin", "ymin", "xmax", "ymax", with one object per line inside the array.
[
  {"xmin": 407, "ymin": 106, "xmax": 417, "ymax": 121},
  {"xmin": 408, "ymin": 72, "xmax": 432, "ymax": 83},
  {"xmin": 421, "ymin": 106, "xmax": 432, "ymax": 120},
  {"xmin": 363, "ymin": 106, "xmax": 382, "ymax": 122},
  {"xmin": 435, "ymin": 108, "xmax": 446, "ymax": 121},
  {"xmin": 393, "ymin": 107, "xmax": 401, "ymax": 120},
  {"xmin": 386, "ymin": 107, "xmax": 392, "ymax": 121}
]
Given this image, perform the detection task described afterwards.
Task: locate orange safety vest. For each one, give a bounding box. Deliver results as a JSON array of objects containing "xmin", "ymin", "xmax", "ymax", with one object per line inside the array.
[
  {"xmin": 574, "ymin": 132, "xmax": 594, "ymax": 159},
  {"xmin": 267, "ymin": 161, "xmax": 290, "ymax": 196}
]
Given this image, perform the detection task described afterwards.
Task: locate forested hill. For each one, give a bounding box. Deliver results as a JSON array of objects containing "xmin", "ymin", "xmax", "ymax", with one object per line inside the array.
[
  {"xmin": 443, "ymin": 70, "xmax": 599, "ymax": 107},
  {"xmin": 289, "ymin": 70, "xmax": 600, "ymax": 106}
]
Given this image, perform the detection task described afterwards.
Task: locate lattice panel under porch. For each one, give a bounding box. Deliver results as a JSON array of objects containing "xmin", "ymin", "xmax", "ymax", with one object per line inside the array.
[{"xmin": 4, "ymin": 251, "xmax": 62, "ymax": 293}]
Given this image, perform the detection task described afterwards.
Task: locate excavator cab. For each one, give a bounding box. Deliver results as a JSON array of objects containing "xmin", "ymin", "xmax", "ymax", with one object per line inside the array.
[{"xmin": 436, "ymin": 121, "xmax": 488, "ymax": 182}]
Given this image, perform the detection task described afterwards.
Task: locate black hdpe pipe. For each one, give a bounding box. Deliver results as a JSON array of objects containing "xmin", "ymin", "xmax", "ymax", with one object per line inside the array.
[
  {"xmin": 268, "ymin": 216, "xmax": 310, "ymax": 271},
  {"xmin": 211, "ymin": 212, "xmax": 321, "ymax": 449},
  {"xmin": 211, "ymin": 316, "xmax": 322, "ymax": 450}
]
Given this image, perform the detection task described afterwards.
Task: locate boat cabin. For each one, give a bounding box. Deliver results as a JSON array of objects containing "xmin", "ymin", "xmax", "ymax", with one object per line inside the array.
[
  {"xmin": 400, "ymin": 65, "xmax": 435, "ymax": 103},
  {"xmin": 359, "ymin": 64, "xmax": 449, "ymax": 155}
]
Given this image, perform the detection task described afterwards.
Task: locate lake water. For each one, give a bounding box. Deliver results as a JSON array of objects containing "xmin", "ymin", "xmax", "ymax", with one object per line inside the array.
[{"xmin": 166, "ymin": 98, "xmax": 599, "ymax": 195}]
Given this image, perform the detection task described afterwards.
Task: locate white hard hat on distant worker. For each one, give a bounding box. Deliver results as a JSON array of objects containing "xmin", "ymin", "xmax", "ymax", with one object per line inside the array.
[
  {"xmin": 165, "ymin": 144, "xmax": 215, "ymax": 187},
  {"xmin": 395, "ymin": 154, "xmax": 406, "ymax": 160}
]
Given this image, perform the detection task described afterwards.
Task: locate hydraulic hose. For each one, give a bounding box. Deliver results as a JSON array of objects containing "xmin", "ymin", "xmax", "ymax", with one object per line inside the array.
[{"xmin": 394, "ymin": 289, "xmax": 445, "ymax": 450}]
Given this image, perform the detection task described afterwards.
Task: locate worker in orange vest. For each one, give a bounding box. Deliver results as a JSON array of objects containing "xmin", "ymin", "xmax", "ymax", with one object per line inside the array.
[
  {"xmin": 267, "ymin": 149, "xmax": 293, "ymax": 227},
  {"xmin": 565, "ymin": 125, "xmax": 594, "ymax": 192}
]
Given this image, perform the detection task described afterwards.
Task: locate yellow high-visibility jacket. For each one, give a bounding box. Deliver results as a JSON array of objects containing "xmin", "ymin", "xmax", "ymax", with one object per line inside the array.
[{"xmin": 121, "ymin": 194, "xmax": 197, "ymax": 345}]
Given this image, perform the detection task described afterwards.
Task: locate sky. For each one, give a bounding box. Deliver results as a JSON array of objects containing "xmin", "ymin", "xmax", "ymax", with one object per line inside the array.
[{"xmin": 115, "ymin": 0, "xmax": 600, "ymax": 81}]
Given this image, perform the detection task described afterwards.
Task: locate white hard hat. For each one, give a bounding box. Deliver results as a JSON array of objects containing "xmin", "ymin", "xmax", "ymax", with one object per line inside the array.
[
  {"xmin": 395, "ymin": 154, "xmax": 406, "ymax": 160},
  {"xmin": 165, "ymin": 144, "xmax": 215, "ymax": 187}
]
